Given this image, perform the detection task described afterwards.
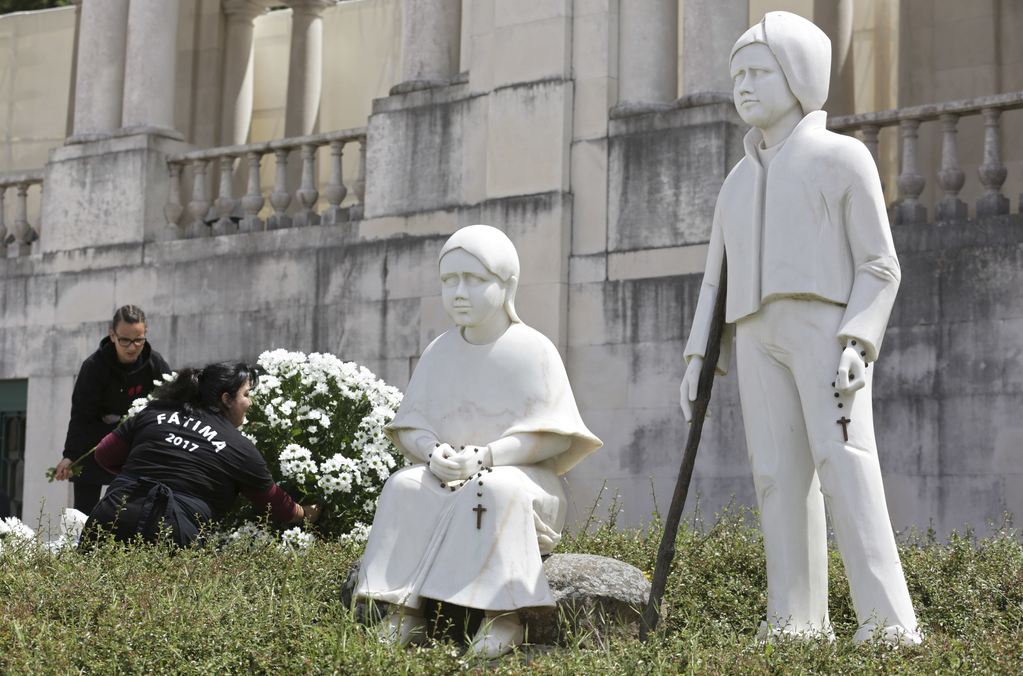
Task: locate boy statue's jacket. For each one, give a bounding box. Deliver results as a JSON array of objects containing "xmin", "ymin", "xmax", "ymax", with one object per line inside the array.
[{"xmin": 685, "ymin": 110, "xmax": 901, "ymax": 372}]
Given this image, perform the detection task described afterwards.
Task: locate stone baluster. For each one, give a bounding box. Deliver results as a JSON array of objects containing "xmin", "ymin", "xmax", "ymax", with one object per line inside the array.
[
  {"xmin": 267, "ymin": 149, "xmax": 292, "ymax": 230},
  {"xmin": 239, "ymin": 151, "xmax": 266, "ymax": 233},
  {"xmin": 390, "ymin": 0, "xmax": 461, "ymax": 95},
  {"xmin": 8, "ymin": 184, "xmax": 32, "ymax": 257},
  {"xmin": 293, "ymin": 143, "xmax": 321, "ymax": 227},
  {"xmin": 895, "ymin": 118, "xmax": 927, "ymax": 225},
  {"xmin": 186, "ymin": 160, "xmax": 211, "ymax": 239},
  {"xmin": 0, "ymin": 187, "xmax": 6, "ymax": 244},
  {"xmin": 351, "ymin": 138, "xmax": 366, "ymax": 220},
  {"xmin": 213, "ymin": 155, "xmax": 240, "ymax": 236},
  {"xmin": 321, "ymin": 139, "xmax": 348, "ymax": 225},
  {"xmin": 164, "ymin": 163, "xmax": 184, "ymax": 240},
  {"xmin": 935, "ymin": 114, "xmax": 967, "ymax": 221},
  {"xmin": 613, "ymin": 0, "xmax": 677, "ymax": 118},
  {"xmin": 860, "ymin": 123, "xmax": 885, "ymax": 193},
  {"xmin": 976, "ymin": 107, "xmax": 1010, "ymax": 218}
]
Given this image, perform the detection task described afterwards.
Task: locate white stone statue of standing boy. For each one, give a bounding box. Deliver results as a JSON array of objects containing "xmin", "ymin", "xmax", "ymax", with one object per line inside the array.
[
  {"xmin": 681, "ymin": 12, "xmax": 921, "ymax": 644},
  {"xmin": 357, "ymin": 225, "xmax": 602, "ymax": 658}
]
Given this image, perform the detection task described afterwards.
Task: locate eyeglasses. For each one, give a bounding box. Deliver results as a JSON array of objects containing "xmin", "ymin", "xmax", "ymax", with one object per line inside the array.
[{"xmin": 114, "ymin": 335, "xmax": 147, "ymax": 348}]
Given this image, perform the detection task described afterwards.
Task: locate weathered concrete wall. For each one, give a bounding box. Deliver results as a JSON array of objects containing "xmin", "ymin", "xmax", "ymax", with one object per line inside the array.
[
  {"xmin": 5, "ymin": 0, "xmax": 1023, "ymax": 545},
  {"xmin": 12, "ymin": 209, "xmax": 1019, "ymax": 539}
]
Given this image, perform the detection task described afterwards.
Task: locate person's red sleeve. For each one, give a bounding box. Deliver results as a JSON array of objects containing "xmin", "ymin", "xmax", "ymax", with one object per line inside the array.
[
  {"xmin": 244, "ymin": 483, "xmax": 298, "ymax": 523},
  {"xmin": 94, "ymin": 433, "xmax": 130, "ymax": 475}
]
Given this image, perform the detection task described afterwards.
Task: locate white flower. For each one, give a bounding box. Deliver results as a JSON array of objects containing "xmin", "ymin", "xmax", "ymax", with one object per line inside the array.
[
  {"xmin": 279, "ymin": 444, "xmax": 318, "ymax": 484},
  {"xmin": 279, "ymin": 526, "xmax": 315, "ymax": 553},
  {"xmin": 248, "ymin": 349, "xmax": 406, "ymax": 540},
  {"xmin": 337, "ymin": 522, "xmax": 371, "ymax": 545},
  {"xmin": 0, "ymin": 516, "xmax": 36, "ymax": 556},
  {"xmin": 228, "ymin": 523, "xmax": 273, "ymax": 548}
]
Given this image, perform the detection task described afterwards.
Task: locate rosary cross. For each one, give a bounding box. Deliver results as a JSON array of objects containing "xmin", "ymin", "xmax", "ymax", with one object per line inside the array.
[
  {"xmin": 836, "ymin": 416, "xmax": 852, "ymax": 441},
  {"xmin": 473, "ymin": 503, "xmax": 487, "ymax": 529}
]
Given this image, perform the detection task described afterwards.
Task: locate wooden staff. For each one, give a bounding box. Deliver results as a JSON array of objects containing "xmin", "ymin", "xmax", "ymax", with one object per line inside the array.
[{"xmin": 639, "ymin": 255, "xmax": 727, "ymax": 641}]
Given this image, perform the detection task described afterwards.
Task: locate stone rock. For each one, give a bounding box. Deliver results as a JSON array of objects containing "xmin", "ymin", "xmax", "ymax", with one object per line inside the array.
[
  {"xmin": 340, "ymin": 552, "xmax": 653, "ymax": 648},
  {"xmin": 338, "ymin": 557, "xmax": 386, "ymax": 625},
  {"xmin": 520, "ymin": 553, "xmax": 652, "ymax": 647}
]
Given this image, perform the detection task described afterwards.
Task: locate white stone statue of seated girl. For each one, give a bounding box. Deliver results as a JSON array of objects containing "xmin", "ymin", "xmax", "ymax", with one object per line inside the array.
[{"xmin": 356, "ymin": 224, "xmax": 602, "ymax": 658}]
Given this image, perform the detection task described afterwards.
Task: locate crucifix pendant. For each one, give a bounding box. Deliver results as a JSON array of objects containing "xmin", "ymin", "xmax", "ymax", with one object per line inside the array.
[
  {"xmin": 836, "ymin": 416, "xmax": 851, "ymax": 441},
  {"xmin": 473, "ymin": 503, "xmax": 486, "ymax": 529}
]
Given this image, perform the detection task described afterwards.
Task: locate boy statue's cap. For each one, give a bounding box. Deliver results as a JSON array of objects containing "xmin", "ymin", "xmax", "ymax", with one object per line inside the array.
[{"xmin": 729, "ymin": 11, "xmax": 832, "ymax": 116}]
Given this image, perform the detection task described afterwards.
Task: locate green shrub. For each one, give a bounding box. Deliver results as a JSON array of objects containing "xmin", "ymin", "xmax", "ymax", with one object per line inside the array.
[{"xmin": 1, "ymin": 503, "xmax": 1021, "ymax": 675}]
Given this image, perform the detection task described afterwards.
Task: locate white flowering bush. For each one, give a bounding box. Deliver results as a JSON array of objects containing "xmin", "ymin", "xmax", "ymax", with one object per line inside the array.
[
  {"xmin": 0, "ymin": 516, "xmax": 36, "ymax": 557},
  {"xmin": 230, "ymin": 349, "xmax": 405, "ymax": 540}
]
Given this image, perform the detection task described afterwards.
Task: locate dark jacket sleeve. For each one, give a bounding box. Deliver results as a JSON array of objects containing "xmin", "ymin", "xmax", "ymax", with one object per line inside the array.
[
  {"xmin": 149, "ymin": 350, "xmax": 172, "ymax": 382},
  {"xmin": 62, "ymin": 355, "xmax": 113, "ymax": 462}
]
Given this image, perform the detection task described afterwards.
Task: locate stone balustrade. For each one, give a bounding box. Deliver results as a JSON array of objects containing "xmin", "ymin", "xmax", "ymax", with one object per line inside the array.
[
  {"xmin": 164, "ymin": 128, "xmax": 367, "ymax": 240},
  {"xmin": 0, "ymin": 171, "xmax": 44, "ymax": 258},
  {"xmin": 829, "ymin": 91, "xmax": 1023, "ymax": 225}
]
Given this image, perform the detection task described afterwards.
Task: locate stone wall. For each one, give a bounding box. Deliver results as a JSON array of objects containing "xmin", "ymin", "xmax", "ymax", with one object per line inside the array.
[{"xmin": 4, "ymin": 0, "xmax": 1023, "ymax": 544}]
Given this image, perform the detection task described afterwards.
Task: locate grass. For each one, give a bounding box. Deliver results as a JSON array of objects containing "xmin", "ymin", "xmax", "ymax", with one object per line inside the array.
[{"xmin": 1, "ymin": 497, "xmax": 1022, "ymax": 675}]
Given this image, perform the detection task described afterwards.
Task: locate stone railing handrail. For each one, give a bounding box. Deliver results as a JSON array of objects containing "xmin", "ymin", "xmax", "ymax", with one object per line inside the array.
[
  {"xmin": 0, "ymin": 170, "xmax": 44, "ymax": 258},
  {"xmin": 827, "ymin": 91, "xmax": 1023, "ymax": 224},
  {"xmin": 0, "ymin": 171, "xmax": 44, "ymax": 187},
  {"xmin": 164, "ymin": 127, "xmax": 368, "ymax": 239},
  {"xmin": 828, "ymin": 92, "xmax": 1023, "ymax": 131}
]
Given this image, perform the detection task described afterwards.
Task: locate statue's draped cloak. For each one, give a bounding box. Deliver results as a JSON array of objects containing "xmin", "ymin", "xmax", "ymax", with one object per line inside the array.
[{"xmin": 357, "ymin": 324, "xmax": 601, "ymax": 611}]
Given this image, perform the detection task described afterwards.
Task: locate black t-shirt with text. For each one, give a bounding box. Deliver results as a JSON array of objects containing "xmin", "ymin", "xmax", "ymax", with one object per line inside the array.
[{"xmin": 114, "ymin": 407, "xmax": 273, "ymax": 519}]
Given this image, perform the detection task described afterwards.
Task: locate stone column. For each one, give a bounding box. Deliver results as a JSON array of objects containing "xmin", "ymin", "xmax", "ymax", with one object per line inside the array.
[
  {"xmin": 390, "ymin": 0, "xmax": 461, "ymax": 95},
  {"xmin": 815, "ymin": 0, "xmax": 855, "ymax": 116},
  {"xmin": 119, "ymin": 0, "xmax": 185, "ymax": 139},
  {"xmin": 67, "ymin": 0, "xmax": 130, "ymax": 144},
  {"xmin": 613, "ymin": 0, "xmax": 678, "ymax": 118},
  {"xmin": 65, "ymin": 0, "xmax": 83, "ymax": 139},
  {"xmin": 284, "ymin": 0, "xmax": 335, "ymax": 139},
  {"xmin": 221, "ymin": 1, "xmax": 270, "ymax": 147},
  {"xmin": 681, "ymin": 0, "xmax": 748, "ymax": 100}
]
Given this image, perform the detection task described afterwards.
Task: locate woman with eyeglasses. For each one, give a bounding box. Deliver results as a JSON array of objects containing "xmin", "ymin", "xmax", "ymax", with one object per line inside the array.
[{"xmin": 55, "ymin": 305, "xmax": 171, "ymax": 514}]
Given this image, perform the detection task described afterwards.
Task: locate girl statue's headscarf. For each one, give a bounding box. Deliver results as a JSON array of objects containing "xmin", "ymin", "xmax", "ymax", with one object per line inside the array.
[
  {"xmin": 730, "ymin": 11, "xmax": 831, "ymax": 116},
  {"xmin": 438, "ymin": 224, "xmax": 522, "ymax": 323}
]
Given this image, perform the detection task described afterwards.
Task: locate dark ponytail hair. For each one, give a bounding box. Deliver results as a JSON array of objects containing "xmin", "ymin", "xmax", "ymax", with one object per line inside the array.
[
  {"xmin": 111, "ymin": 305, "xmax": 147, "ymax": 331},
  {"xmin": 149, "ymin": 361, "xmax": 258, "ymax": 417}
]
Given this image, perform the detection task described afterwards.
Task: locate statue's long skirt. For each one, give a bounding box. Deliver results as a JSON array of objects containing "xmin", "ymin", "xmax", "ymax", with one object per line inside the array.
[{"xmin": 356, "ymin": 460, "xmax": 565, "ymax": 611}]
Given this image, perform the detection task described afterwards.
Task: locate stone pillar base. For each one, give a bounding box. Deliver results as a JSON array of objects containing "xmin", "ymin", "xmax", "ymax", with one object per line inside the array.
[
  {"xmin": 935, "ymin": 197, "xmax": 968, "ymax": 222},
  {"xmin": 115, "ymin": 124, "xmax": 186, "ymax": 142},
  {"xmin": 609, "ymin": 101, "xmax": 673, "ymax": 120},
  {"xmin": 674, "ymin": 91, "xmax": 734, "ymax": 110},
  {"xmin": 7, "ymin": 241, "xmax": 30, "ymax": 258},
  {"xmin": 65, "ymin": 131, "xmax": 112, "ymax": 145},
  {"xmin": 977, "ymin": 192, "xmax": 1010, "ymax": 218},
  {"xmin": 389, "ymin": 78, "xmax": 451, "ymax": 96},
  {"xmin": 894, "ymin": 201, "xmax": 928, "ymax": 226},
  {"xmin": 320, "ymin": 206, "xmax": 350, "ymax": 225},
  {"xmin": 42, "ymin": 133, "xmax": 193, "ymax": 252}
]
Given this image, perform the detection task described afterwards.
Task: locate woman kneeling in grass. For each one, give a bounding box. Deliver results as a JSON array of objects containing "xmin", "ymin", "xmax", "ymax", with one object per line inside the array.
[{"xmin": 82, "ymin": 362, "xmax": 321, "ymax": 547}]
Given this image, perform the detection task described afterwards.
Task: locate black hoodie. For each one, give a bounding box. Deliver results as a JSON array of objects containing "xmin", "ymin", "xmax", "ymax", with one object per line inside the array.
[{"xmin": 62, "ymin": 337, "xmax": 172, "ymax": 485}]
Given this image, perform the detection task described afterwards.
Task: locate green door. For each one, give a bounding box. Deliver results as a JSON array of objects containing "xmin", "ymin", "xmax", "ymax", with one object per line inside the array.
[{"xmin": 0, "ymin": 380, "xmax": 27, "ymax": 519}]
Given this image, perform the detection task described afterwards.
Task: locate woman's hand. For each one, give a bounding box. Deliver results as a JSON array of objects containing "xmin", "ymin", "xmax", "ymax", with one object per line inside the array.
[
  {"xmin": 54, "ymin": 458, "xmax": 73, "ymax": 482},
  {"xmin": 290, "ymin": 504, "xmax": 322, "ymax": 525}
]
